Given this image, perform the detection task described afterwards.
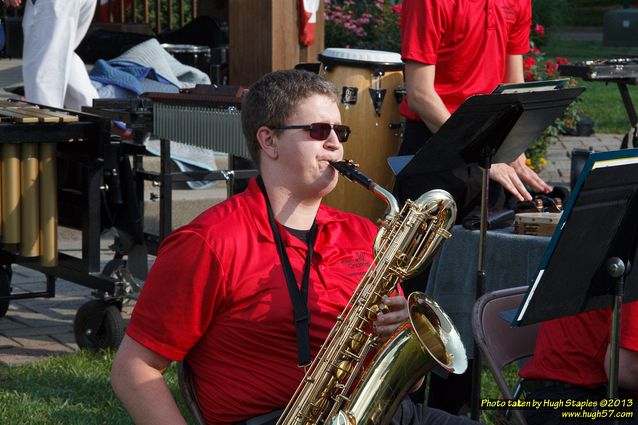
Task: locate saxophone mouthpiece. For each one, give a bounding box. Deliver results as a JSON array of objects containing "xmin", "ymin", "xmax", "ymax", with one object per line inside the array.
[{"xmin": 329, "ymin": 160, "xmax": 374, "ymax": 190}]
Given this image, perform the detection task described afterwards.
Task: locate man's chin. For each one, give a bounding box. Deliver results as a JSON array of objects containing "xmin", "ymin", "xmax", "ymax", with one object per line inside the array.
[{"xmin": 317, "ymin": 176, "xmax": 339, "ymax": 198}]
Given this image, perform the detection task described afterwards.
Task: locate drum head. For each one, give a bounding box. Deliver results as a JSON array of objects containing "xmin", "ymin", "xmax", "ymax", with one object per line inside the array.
[{"xmin": 319, "ymin": 48, "xmax": 403, "ymax": 70}]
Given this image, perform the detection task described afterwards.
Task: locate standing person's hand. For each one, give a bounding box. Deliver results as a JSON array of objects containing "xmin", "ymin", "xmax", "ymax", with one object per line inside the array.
[
  {"xmin": 489, "ymin": 154, "xmax": 553, "ymax": 202},
  {"xmin": 509, "ymin": 154, "xmax": 553, "ymax": 194},
  {"xmin": 489, "ymin": 163, "xmax": 533, "ymax": 202}
]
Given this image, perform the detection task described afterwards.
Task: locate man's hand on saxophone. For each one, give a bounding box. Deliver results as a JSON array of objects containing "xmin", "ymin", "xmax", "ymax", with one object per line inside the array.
[{"xmin": 373, "ymin": 295, "xmax": 410, "ymax": 343}]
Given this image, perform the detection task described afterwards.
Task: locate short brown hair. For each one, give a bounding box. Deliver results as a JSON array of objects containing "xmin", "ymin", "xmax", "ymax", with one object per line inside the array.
[{"xmin": 241, "ymin": 70, "xmax": 339, "ymax": 167}]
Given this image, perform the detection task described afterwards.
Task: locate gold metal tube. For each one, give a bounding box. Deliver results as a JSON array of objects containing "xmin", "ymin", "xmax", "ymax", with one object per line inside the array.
[
  {"xmin": 1, "ymin": 143, "xmax": 21, "ymax": 244},
  {"xmin": 39, "ymin": 143, "xmax": 57, "ymax": 267},
  {"xmin": 20, "ymin": 143, "xmax": 40, "ymax": 257}
]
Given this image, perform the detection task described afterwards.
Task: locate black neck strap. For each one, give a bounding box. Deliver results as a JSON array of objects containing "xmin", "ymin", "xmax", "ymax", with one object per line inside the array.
[{"xmin": 257, "ymin": 176, "xmax": 316, "ymax": 366}]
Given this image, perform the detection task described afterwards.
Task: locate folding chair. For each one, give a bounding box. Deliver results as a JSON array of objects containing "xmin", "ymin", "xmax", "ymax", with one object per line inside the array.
[
  {"xmin": 177, "ymin": 361, "xmax": 207, "ymax": 425},
  {"xmin": 472, "ymin": 286, "xmax": 541, "ymax": 425}
]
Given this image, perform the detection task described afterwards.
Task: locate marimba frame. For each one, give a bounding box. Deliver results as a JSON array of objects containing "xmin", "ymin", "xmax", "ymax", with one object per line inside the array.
[{"xmin": 0, "ymin": 101, "xmax": 142, "ymax": 350}]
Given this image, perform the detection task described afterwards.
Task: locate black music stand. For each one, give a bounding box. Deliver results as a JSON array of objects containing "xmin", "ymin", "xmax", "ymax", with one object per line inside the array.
[
  {"xmin": 388, "ymin": 82, "xmax": 584, "ymax": 419},
  {"xmin": 514, "ymin": 149, "xmax": 638, "ymax": 401}
]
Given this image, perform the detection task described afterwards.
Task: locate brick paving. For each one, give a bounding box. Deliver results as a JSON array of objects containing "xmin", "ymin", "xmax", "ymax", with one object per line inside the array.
[
  {"xmin": 538, "ymin": 134, "xmax": 624, "ymax": 185},
  {"xmin": 0, "ymin": 243, "xmax": 138, "ymax": 366}
]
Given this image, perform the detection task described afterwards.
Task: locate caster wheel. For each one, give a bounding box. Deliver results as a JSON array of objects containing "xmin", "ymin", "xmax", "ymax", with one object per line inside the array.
[
  {"xmin": 73, "ymin": 300, "xmax": 124, "ymax": 350},
  {"xmin": 0, "ymin": 265, "xmax": 13, "ymax": 318}
]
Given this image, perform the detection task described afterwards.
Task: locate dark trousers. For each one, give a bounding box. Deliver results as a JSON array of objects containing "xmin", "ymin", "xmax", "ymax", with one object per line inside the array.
[
  {"xmin": 236, "ymin": 398, "xmax": 479, "ymax": 425},
  {"xmin": 392, "ymin": 398, "xmax": 480, "ymax": 425}
]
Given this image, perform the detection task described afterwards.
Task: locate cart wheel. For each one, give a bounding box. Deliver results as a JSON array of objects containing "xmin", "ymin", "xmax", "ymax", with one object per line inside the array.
[
  {"xmin": 0, "ymin": 265, "xmax": 12, "ymax": 318},
  {"xmin": 73, "ymin": 300, "xmax": 124, "ymax": 350}
]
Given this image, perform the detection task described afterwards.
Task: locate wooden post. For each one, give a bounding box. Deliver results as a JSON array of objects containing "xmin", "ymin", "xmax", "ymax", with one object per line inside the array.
[{"xmin": 228, "ymin": 0, "xmax": 324, "ymax": 87}]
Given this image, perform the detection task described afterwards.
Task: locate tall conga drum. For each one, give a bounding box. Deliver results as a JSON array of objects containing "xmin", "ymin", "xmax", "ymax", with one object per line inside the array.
[{"xmin": 319, "ymin": 48, "xmax": 404, "ymax": 220}]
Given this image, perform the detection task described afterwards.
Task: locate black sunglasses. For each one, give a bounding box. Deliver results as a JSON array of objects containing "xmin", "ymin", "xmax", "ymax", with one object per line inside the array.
[{"xmin": 271, "ymin": 123, "xmax": 351, "ymax": 143}]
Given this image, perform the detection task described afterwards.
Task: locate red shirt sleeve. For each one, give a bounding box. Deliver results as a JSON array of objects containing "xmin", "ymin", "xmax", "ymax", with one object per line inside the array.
[
  {"xmin": 507, "ymin": 0, "xmax": 531, "ymax": 55},
  {"xmin": 400, "ymin": 0, "xmax": 448, "ymax": 65},
  {"xmin": 126, "ymin": 229, "xmax": 227, "ymax": 361}
]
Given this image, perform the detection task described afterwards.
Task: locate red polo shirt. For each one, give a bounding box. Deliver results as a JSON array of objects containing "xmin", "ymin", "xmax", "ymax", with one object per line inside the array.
[
  {"xmin": 520, "ymin": 301, "xmax": 638, "ymax": 391},
  {"xmin": 126, "ymin": 178, "xmax": 379, "ymax": 424},
  {"xmin": 399, "ymin": 0, "xmax": 531, "ymax": 119}
]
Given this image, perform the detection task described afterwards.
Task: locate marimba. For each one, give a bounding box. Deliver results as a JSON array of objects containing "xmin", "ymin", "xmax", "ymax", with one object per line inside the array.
[
  {"xmin": 0, "ymin": 100, "xmax": 137, "ymax": 350},
  {"xmin": 0, "ymin": 101, "xmax": 86, "ymax": 266}
]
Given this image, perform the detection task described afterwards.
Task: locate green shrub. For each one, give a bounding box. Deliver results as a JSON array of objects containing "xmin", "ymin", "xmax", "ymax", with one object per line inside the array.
[{"xmin": 532, "ymin": 0, "xmax": 569, "ymax": 29}]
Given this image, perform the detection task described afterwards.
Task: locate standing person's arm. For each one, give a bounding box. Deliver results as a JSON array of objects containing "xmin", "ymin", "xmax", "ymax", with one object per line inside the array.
[
  {"xmin": 404, "ymin": 61, "xmax": 451, "ymax": 134},
  {"xmin": 111, "ymin": 335, "xmax": 189, "ymax": 425},
  {"xmin": 504, "ymin": 54, "xmax": 524, "ymax": 84}
]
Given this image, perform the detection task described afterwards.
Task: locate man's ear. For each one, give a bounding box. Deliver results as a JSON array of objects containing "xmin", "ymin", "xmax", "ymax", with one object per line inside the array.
[{"xmin": 256, "ymin": 126, "xmax": 278, "ymax": 160}]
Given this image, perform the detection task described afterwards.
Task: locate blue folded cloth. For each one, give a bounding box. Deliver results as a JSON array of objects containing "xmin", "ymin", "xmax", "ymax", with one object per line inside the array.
[{"xmin": 90, "ymin": 59, "xmax": 149, "ymax": 95}]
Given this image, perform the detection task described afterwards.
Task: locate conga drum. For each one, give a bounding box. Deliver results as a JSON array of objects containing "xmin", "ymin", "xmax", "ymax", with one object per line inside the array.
[{"xmin": 318, "ymin": 48, "xmax": 404, "ymax": 221}]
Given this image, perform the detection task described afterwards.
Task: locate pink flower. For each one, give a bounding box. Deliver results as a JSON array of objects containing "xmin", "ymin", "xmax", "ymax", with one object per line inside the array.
[
  {"xmin": 533, "ymin": 23, "xmax": 545, "ymax": 37},
  {"xmin": 524, "ymin": 55, "xmax": 536, "ymax": 70},
  {"xmin": 555, "ymin": 57, "xmax": 570, "ymax": 65},
  {"xmin": 532, "ymin": 47, "xmax": 541, "ymax": 54},
  {"xmin": 391, "ymin": 4, "xmax": 402, "ymax": 13}
]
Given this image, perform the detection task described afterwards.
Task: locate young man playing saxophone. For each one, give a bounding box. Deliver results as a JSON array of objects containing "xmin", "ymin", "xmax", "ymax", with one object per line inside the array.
[{"xmin": 111, "ymin": 70, "xmax": 478, "ymax": 425}]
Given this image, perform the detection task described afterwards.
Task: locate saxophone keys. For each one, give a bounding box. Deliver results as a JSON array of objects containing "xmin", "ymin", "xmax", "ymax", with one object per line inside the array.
[
  {"xmin": 367, "ymin": 302, "xmax": 390, "ymax": 321},
  {"xmin": 434, "ymin": 227, "xmax": 452, "ymax": 239}
]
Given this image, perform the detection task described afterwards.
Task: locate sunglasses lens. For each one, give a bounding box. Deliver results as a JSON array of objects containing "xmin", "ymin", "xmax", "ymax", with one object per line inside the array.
[
  {"xmin": 334, "ymin": 125, "xmax": 350, "ymax": 143},
  {"xmin": 309, "ymin": 123, "xmax": 331, "ymax": 141},
  {"xmin": 308, "ymin": 123, "xmax": 350, "ymax": 142}
]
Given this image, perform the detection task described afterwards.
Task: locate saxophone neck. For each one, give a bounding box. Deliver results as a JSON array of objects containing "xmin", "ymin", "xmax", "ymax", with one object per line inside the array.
[
  {"xmin": 371, "ymin": 183, "xmax": 400, "ymax": 222},
  {"xmin": 329, "ymin": 160, "xmax": 400, "ymax": 220}
]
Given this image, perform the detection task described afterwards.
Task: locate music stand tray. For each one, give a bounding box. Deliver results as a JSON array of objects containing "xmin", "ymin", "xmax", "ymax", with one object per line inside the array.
[{"xmin": 388, "ymin": 84, "xmax": 584, "ymax": 176}]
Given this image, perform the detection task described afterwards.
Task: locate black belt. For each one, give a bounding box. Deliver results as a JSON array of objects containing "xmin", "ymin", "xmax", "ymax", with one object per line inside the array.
[{"xmin": 235, "ymin": 410, "xmax": 283, "ymax": 425}]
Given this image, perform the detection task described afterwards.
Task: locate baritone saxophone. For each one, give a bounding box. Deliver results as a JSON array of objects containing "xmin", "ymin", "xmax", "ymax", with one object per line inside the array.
[{"xmin": 276, "ymin": 160, "xmax": 467, "ymax": 425}]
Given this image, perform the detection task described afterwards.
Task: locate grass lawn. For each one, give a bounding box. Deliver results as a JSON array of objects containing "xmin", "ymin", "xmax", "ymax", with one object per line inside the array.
[
  {"xmin": 544, "ymin": 33, "xmax": 638, "ymax": 134},
  {"xmin": 0, "ymin": 349, "xmax": 516, "ymax": 425},
  {"xmin": 0, "ymin": 350, "xmax": 194, "ymax": 425}
]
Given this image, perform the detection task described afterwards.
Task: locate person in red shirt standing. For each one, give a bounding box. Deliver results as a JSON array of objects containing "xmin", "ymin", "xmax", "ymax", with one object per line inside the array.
[
  {"xmin": 396, "ymin": 0, "xmax": 553, "ymax": 414},
  {"xmin": 519, "ymin": 301, "xmax": 638, "ymax": 425},
  {"xmin": 110, "ymin": 70, "xmax": 478, "ymax": 425},
  {"xmin": 396, "ymin": 0, "xmax": 552, "ymax": 219}
]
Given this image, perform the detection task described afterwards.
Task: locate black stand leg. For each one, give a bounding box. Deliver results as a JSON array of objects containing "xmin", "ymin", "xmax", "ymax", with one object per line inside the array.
[
  {"xmin": 606, "ymin": 257, "xmax": 626, "ymax": 399},
  {"xmin": 471, "ymin": 161, "xmax": 491, "ymax": 421}
]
